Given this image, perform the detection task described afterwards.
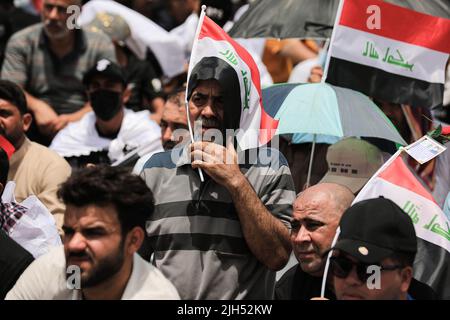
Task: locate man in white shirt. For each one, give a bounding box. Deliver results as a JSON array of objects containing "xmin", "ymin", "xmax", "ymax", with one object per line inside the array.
[
  {"xmin": 6, "ymin": 165, "xmax": 179, "ymax": 300},
  {"xmin": 50, "ymin": 59, "xmax": 162, "ymax": 168}
]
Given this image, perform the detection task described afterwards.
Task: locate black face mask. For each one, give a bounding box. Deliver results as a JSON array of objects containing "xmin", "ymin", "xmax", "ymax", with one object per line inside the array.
[{"xmin": 90, "ymin": 89, "xmax": 122, "ymax": 121}]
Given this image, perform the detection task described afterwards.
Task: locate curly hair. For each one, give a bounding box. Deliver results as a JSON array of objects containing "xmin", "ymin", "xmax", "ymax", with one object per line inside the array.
[{"xmin": 58, "ymin": 165, "xmax": 154, "ymax": 235}]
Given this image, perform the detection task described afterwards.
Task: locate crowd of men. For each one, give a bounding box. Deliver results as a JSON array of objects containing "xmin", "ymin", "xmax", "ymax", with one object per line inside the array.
[{"xmin": 0, "ymin": 0, "xmax": 449, "ymax": 301}]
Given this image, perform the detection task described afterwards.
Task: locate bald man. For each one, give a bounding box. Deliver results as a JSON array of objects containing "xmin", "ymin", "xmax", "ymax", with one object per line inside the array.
[{"xmin": 275, "ymin": 183, "xmax": 354, "ymax": 300}]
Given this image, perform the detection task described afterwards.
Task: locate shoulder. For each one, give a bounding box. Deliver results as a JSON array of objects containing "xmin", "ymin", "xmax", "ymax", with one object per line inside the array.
[
  {"xmin": 8, "ymin": 23, "xmax": 42, "ymax": 43},
  {"xmin": 276, "ymin": 264, "xmax": 300, "ymax": 290},
  {"xmin": 242, "ymin": 147, "xmax": 289, "ymax": 170},
  {"xmin": 28, "ymin": 141, "xmax": 71, "ymax": 170},
  {"xmin": 126, "ymin": 254, "xmax": 180, "ymax": 300},
  {"xmin": 5, "ymin": 246, "xmax": 68, "ymax": 300},
  {"xmin": 142, "ymin": 149, "xmax": 180, "ymax": 170}
]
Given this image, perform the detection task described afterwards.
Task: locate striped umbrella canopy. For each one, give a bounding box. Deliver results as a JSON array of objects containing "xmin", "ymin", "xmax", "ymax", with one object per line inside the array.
[{"xmin": 263, "ymin": 82, "xmax": 407, "ymax": 146}]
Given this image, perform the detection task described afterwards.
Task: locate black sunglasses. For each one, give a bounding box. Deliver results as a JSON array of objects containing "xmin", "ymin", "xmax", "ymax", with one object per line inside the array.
[{"xmin": 330, "ymin": 256, "xmax": 403, "ymax": 283}]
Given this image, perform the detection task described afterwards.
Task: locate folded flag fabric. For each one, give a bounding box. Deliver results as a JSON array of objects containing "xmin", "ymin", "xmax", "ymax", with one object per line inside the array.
[{"xmin": 325, "ymin": 0, "xmax": 450, "ymax": 108}]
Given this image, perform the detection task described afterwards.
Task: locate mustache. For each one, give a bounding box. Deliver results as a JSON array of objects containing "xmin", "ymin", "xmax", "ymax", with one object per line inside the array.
[
  {"xmin": 194, "ymin": 116, "xmax": 221, "ymax": 129},
  {"xmin": 67, "ymin": 250, "xmax": 91, "ymax": 260},
  {"xmin": 44, "ymin": 20, "xmax": 65, "ymax": 28}
]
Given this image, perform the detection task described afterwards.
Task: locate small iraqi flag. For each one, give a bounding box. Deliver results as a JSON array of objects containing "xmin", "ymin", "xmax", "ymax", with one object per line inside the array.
[
  {"xmin": 186, "ymin": 6, "xmax": 278, "ymax": 150},
  {"xmin": 324, "ymin": 0, "xmax": 450, "ymax": 108}
]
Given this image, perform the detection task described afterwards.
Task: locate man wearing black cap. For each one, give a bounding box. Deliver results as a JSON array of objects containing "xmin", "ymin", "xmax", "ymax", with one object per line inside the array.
[
  {"xmin": 140, "ymin": 56, "xmax": 295, "ymax": 299},
  {"xmin": 49, "ymin": 59, "xmax": 162, "ymax": 168},
  {"xmin": 329, "ymin": 197, "xmax": 435, "ymax": 300}
]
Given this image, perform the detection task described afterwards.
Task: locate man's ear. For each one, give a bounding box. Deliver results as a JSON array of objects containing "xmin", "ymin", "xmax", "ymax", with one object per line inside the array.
[
  {"xmin": 125, "ymin": 226, "xmax": 145, "ymax": 255},
  {"xmin": 400, "ymin": 266, "xmax": 413, "ymax": 294},
  {"xmin": 22, "ymin": 113, "xmax": 32, "ymax": 132},
  {"xmin": 122, "ymin": 85, "xmax": 132, "ymax": 105}
]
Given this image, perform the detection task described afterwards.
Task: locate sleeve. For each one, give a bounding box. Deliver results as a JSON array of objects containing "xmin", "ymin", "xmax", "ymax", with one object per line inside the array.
[
  {"xmin": 258, "ymin": 148, "xmax": 296, "ymax": 228},
  {"xmin": 37, "ymin": 154, "xmax": 72, "ymax": 234},
  {"xmin": 1, "ymin": 33, "xmax": 29, "ymax": 86}
]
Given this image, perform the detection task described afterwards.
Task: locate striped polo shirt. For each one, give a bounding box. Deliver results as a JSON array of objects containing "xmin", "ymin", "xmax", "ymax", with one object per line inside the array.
[
  {"xmin": 1, "ymin": 23, "xmax": 116, "ymax": 115},
  {"xmin": 141, "ymin": 146, "xmax": 295, "ymax": 299}
]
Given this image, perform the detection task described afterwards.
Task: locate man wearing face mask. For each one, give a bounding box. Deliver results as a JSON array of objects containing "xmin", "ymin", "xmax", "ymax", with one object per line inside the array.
[{"xmin": 50, "ymin": 59, "xmax": 163, "ymax": 168}]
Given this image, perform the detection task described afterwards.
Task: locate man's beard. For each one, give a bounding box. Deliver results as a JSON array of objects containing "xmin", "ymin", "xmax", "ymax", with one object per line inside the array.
[
  {"xmin": 0, "ymin": 126, "xmax": 21, "ymax": 149},
  {"xmin": 194, "ymin": 116, "xmax": 224, "ymax": 143},
  {"xmin": 163, "ymin": 140, "xmax": 177, "ymax": 150},
  {"xmin": 66, "ymin": 239, "xmax": 126, "ymax": 288},
  {"xmin": 44, "ymin": 20, "xmax": 70, "ymax": 40}
]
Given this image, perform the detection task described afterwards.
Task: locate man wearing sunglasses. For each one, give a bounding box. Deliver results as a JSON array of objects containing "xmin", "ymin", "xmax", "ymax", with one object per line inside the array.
[{"xmin": 329, "ymin": 197, "xmax": 436, "ymax": 300}]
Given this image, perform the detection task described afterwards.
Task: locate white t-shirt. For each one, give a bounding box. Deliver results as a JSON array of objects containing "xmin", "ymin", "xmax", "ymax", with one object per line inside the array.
[{"xmin": 5, "ymin": 246, "xmax": 180, "ymax": 300}]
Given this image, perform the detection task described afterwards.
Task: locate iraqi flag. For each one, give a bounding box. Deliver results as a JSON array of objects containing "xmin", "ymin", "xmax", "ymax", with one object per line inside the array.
[
  {"xmin": 354, "ymin": 150, "xmax": 450, "ymax": 299},
  {"xmin": 186, "ymin": 6, "xmax": 278, "ymax": 150},
  {"xmin": 324, "ymin": 0, "xmax": 450, "ymax": 108}
]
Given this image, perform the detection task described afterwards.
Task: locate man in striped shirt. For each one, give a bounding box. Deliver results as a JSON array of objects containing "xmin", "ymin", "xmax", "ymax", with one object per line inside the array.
[{"xmin": 141, "ymin": 57, "xmax": 295, "ymax": 299}]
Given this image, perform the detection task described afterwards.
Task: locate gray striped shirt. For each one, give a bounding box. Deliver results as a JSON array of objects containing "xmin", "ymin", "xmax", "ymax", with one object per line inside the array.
[{"xmin": 141, "ymin": 146, "xmax": 295, "ymax": 299}]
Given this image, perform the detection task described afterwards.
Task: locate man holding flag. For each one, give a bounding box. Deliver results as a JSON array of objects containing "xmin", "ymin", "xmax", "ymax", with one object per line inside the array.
[{"xmin": 139, "ymin": 7, "xmax": 295, "ymax": 299}]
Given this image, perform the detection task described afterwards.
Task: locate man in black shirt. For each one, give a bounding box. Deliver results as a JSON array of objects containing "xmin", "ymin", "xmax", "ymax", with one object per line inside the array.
[{"xmin": 275, "ymin": 183, "xmax": 354, "ymax": 300}]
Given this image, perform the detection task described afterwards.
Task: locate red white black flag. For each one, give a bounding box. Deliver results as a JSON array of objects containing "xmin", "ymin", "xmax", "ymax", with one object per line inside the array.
[{"xmin": 324, "ymin": 0, "xmax": 450, "ymax": 108}]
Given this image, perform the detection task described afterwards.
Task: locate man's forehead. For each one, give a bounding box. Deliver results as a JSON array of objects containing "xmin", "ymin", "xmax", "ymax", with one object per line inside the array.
[
  {"xmin": 193, "ymin": 79, "xmax": 222, "ymax": 94},
  {"xmin": 65, "ymin": 204, "xmax": 119, "ymax": 226},
  {"xmin": 293, "ymin": 195, "xmax": 331, "ymax": 219},
  {"xmin": 0, "ymin": 99, "xmax": 18, "ymax": 110}
]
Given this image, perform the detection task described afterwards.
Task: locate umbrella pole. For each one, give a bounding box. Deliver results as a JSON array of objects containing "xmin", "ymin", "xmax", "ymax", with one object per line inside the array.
[{"xmin": 306, "ymin": 134, "xmax": 316, "ymax": 189}]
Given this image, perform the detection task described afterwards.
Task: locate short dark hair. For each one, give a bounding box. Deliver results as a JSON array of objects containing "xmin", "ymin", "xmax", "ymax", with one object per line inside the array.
[
  {"xmin": 0, "ymin": 148, "xmax": 9, "ymax": 187},
  {"xmin": 387, "ymin": 251, "xmax": 416, "ymax": 268},
  {"xmin": 57, "ymin": 165, "xmax": 154, "ymax": 235},
  {"xmin": 0, "ymin": 80, "xmax": 28, "ymax": 115}
]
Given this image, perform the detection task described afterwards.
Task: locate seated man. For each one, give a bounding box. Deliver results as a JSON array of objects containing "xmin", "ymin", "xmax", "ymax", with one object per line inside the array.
[
  {"xmin": 0, "ymin": 80, "xmax": 71, "ymax": 232},
  {"xmin": 50, "ymin": 59, "xmax": 163, "ymax": 168},
  {"xmin": 1, "ymin": 0, "xmax": 116, "ymax": 144},
  {"xmin": 6, "ymin": 165, "xmax": 180, "ymax": 300},
  {"xmin": 275, "ymin": 183, "xmax": 354, "ymax": 300},
  {"xmin": 330, "ymin": 197, "xmax": 436, "ymax": 300}
]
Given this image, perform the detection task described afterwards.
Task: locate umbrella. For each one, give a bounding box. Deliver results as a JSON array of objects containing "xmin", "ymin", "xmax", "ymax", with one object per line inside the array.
[
  {"xmin": 229, "ymin": 0, "xmax": 450, "ymax": 39},
  {"xmin": 262, "ymin": 82, "xmax": 407, "ymax": 186}
]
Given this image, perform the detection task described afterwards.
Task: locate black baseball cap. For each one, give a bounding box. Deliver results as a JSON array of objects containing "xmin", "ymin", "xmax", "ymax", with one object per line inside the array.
[
  {"xmin": 330, "ymin": 197, "xmax": 417, "ymax": 264},
  {"xmin": 83, "ymin": 59, "xmax": 126, "ymax": 87}
]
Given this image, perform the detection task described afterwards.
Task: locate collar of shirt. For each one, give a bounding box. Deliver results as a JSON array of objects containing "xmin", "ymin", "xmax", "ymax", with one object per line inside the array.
[{"xmin": 38, "ymin": 26, "xmax": 87, "ymax": 60}]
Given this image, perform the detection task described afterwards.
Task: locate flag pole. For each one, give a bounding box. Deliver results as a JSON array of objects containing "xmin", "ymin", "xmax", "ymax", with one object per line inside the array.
[
  {"xmin": 321, "ymin": 0, "xmax": 345, "ymax": 83},
  {"xmin": 305, "ymin": 133, "xmax": 316, "ymax": 188},
  {"xmin": 320, "ymin": 147, "xmax": 405, "ymax": 297},
  {"xmin": 185, "ymin": 5, "xmax": 207, "ymax": 182}
]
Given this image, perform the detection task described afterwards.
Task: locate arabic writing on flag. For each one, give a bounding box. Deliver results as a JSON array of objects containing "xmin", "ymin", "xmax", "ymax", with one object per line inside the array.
[
  {"xmin": 186, "ymin": 7, "xmax": 278, "ymax": 150},
  {"xmin": 325, "ymin": 0, "xmax": 450, "ymax": 108},
  {"xmin": 354, "ymin": 151, "xmax": 450, "ymax": 298}
]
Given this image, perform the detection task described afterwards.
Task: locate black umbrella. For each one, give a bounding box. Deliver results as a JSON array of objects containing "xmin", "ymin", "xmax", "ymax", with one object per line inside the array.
[{"xmin": 229, "ymin": 0, "xmax": 450, "ymax": 39}]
